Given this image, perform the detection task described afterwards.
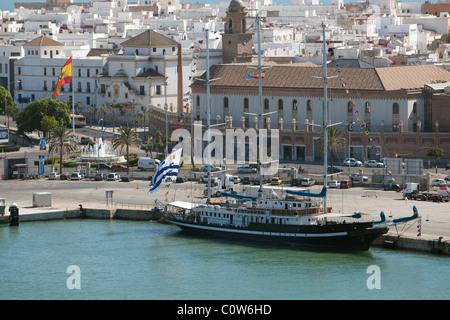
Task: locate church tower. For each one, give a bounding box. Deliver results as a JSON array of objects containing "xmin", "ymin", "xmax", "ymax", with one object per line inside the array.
[{"xmin": 222, "ymin": 0, "xmax": 254, "ymax": 64}]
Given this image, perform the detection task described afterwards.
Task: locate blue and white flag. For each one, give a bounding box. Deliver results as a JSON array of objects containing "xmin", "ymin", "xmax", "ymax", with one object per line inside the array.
[{"xmin": 147, "ymin": 147, "xmax": 182, "ymax": 194}]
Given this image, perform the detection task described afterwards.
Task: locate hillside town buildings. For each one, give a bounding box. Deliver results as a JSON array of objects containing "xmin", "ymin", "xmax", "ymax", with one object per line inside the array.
[{"xmin": 0, "ymin": 0, "xmax": 449, "ymax": 161}]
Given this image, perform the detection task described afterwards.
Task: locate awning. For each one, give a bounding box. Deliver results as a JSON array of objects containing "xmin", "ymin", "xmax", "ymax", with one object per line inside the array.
[{"xmin": 168, "ymin": 201, "xmax": 201, "ymax": 210}]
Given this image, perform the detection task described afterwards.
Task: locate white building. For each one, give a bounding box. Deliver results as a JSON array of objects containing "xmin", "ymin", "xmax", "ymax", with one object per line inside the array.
[
  {"xmin": 14, "ymin": 36, "xmax": 106, "ymax": 109},
  {"xmin": 13, "ymin": 30, "xmax": 193, "ymax": 122}
]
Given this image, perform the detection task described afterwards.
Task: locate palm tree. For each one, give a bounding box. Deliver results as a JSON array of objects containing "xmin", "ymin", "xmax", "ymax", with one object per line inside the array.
[
  {"xmin": 48, "ymin": 126, "xmax": 75, "ymax": 175},
  {"xmin": 317, "ymin": 126, "xmax": 346, "ymax": 171},
  {"xmin": 112, "ymin": 126, "xmax": 142, "ymax": 174}
]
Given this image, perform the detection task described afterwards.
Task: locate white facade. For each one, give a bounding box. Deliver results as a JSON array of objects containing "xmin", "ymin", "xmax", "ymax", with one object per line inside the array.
[
  {"xmin": 14, "ymin": 55, "xmax": 106, "ymax": 109},
  {"xmin": 194, "ymin": 91, "xmax": 423, "ymax": 134}
]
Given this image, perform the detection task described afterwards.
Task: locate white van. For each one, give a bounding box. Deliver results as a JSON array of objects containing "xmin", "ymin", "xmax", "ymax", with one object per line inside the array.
[{"xmin": 137, "ymin": 158, "xmax": 160, "ymax": 171}]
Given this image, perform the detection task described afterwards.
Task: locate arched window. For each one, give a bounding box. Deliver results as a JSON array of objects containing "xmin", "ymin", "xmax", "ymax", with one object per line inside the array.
[
  {"xmin": 223, "ymin": 97, "xmax": 229, "ymax": 109},
  {"xmin": 393, "ymin": 103, "xmax": 399, "ymax": 115},
  {"xmin": 196, "ymin": 96, "xmax": 200, "ymax": 107},
  {"xmin": 292, "ymin": 99, "xmax": 298, "ymax": 111},
  {"xmin": 264, "ymin": 98, "xmax": 269, "ymax": 110},
  {"xmin": 306, "ymin": 100, "xmax": 312, "ymax": 111},
  {"xmin": 228, "ymin": 19, "xmax": 232, "ymax": 33},
  {"xmin": 244, "ymin": 98, "xmax": 249, "ymax": 109},
  {"xmin": 278, "ymin": 99, "xmax": 283, "ymax": 110},
  {"xmin": 365, "ymin": 102, "xmax": 371, "ymax": 114}
]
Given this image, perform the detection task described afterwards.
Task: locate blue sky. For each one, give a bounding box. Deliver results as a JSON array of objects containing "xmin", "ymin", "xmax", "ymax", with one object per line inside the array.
[{"xmin": 0, "ymin": 0, "xmax": 441, "ymax": 14}]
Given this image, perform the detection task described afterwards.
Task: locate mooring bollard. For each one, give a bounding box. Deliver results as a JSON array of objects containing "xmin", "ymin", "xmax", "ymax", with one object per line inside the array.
[{"xmin": 9, "ymin": 202, "xmax": 19, "ymax": 227}]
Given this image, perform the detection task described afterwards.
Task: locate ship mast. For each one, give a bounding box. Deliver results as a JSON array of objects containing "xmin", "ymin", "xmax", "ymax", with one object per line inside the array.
[
  {"xmin": 256, "ymin": 11, "xmax": 263, "ymax": 195},
  {"xmin": 322, "ymin": 22, "xmax": 329, "ymax": 213}
]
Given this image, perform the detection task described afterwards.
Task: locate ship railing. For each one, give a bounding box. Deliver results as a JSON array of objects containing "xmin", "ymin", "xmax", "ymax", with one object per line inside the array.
[{"xmin": 236, "ymin": 208, "xmax": 267, "ymax": 215}]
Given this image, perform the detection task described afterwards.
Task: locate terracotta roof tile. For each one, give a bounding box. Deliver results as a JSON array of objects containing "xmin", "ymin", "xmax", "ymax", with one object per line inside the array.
[
  {"xmin": 121, "ymin": 29, "xmax": 179, "ymax": 48},
  {"xmin": 376, "ymin": 65, "xmax": 450, "ymax": 91},
  {"xmin": 23, "ymin": 35, "xmax": 64, "ymax": 47},
  {"xmin": 193, "ymin": 64, "xmax": 450, "ymax": 92},
  {"xmin": 193, "ymin": 64, "xmax": 384, "ymax": 91}
]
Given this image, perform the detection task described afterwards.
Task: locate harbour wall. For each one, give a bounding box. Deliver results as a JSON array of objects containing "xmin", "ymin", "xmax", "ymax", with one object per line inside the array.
[
  {"xmin": 13, "ymin": 207, "xmax": 164, "ymax": 222},
  {"xmin": 3, "ymin": 208, "xmax": 449, "ymax": 255},
  {"xmin": 372, "ymin": 234, "xmax": 450, "ymax": 255}
]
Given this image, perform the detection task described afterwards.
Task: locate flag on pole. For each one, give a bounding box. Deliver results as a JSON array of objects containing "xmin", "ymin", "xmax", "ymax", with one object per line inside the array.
[
  {"xmin": 53, "ymin": 57, "xmax": 73, "ymax": 97},
  {"xmin": 147, "ymin": 148, "xmax": 182, "ymax": 194}
]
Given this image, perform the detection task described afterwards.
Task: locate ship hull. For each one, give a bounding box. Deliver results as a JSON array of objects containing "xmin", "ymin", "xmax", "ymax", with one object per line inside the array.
[{"xmin": 167, "ymin": 218, "xmax": 388, "ymax": 251}]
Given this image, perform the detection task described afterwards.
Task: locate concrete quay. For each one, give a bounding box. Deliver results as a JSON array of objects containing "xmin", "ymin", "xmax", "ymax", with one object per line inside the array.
[{"xmin": 1, "ymin": 178, "xmax": 449, "ymax": 255}]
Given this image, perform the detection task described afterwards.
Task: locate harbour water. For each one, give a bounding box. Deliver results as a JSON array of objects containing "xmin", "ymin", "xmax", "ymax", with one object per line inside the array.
[{"xmin": 0, "ymin": 219, "xmax": 448, "ymax": 300}]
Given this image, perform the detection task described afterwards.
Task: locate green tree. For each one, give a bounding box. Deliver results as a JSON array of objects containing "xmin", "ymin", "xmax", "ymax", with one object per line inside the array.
[
  {"xmin": 112, "ymin": 126, "xmax": 142, "ymax": 174},
  {"xmin": 48, "ymin": 126, "xmax": 75, "ymax": 174},
  {"xmin": 317, "ymin": 126, "xmax": 347, "ymax": 171},
  {"xmin": 40, "ymin": 115, "xmax": 59, "ymax": 137},
  {"xmin": 426, "ymin": 146, "xmax": 446, "ymax": 174},
  {"xmin": 15, "ymin": 98, "xmax": 71, "ymax": 134},
  {"xmin": 142, "ymin": 142, "xmax": 153, "ymax": 158},
  {"xmin": 0, "ymin": 86, "xmax": 17, "ymax": 128}
]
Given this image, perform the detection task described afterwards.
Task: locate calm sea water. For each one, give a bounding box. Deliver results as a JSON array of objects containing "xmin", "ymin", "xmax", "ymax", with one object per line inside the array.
[{"xmin": 0, "ymin": 219, "xmax": 448, "ymax": 300}]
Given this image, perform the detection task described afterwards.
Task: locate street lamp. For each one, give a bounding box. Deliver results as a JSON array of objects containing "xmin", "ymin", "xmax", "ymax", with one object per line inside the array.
[{"xmin": 164, "ymin": 81, "xmax": 168, "ymax": 156}]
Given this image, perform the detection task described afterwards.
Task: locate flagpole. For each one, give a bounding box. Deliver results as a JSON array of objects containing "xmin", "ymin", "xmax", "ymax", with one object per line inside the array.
[{"xmin": 72, "ymin": 59, "xmax": 75, "ymax": 139}]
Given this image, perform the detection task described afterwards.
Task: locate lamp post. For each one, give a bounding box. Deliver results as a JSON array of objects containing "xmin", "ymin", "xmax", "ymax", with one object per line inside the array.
[{"xmin": 164, "ymin": 81, "xmax": 168, "ymax": 156}]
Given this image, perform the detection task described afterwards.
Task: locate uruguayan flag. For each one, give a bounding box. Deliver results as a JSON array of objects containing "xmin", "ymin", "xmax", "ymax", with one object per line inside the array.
[{"xmin": 148, "ymin": 147, "xmax": 182, "ymax": 194}]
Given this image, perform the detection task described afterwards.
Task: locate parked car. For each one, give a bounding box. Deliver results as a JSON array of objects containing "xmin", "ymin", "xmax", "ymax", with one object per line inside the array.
[
  {"xmin": 59, "ymin": 173, "xmax": 70, "ymax": 180},
  {"xmin": 231, "ymin": 176, "xmax": 241, "ymax": 183},
  {"xmin": 349, "ymin": 173, "xmax": 369, "ymax": 182},
  {"xmin": 107, "ymin": 172, "xmax": 120, "ymax": 181},
  {"xmin": 201, "ymin": 164, "xmax": 221, "ymax": 172},
  {"xmin": 237, "ymin": 166, "xmax": 257, "ymax": 174},
  {"xmin": 111, "ymin": 164, "xmax": 128, "ymax": 172},
  {"xmin": 291, "ymin": 178, "xmax": 301, "ymax": 186},
  {"xmin": 271, "ymin": 177, "xmax": 282, "ymax": 185},
  {"xmin": 431, "ymin": 178, "xmax": 447, "ymax": 187},
  {"xmin": 121, "ymin": 175, "xmax": 133, "ymax": 182},
  {"xmin": 48, "ymin": 172, "xmax": 60, "ymax": 180},
  {"xmin": 300, "ymin": 178, "xmax": 315, "ymax": 186},
  {"xmin": 383, "ymin": 183, "xmax": 402, "ymax": 191},
  {"xmin": 97, "ymin": 163, "xmax": 112, "ymax": 171},
  {"xmin": 445, "ymin": 175, "xmax": 450, "ymax": 182},
  {"xmin": 241, "ymin": 176, "xmax": 252, "ymax": 184},
  {"xmin": 327, "ymin": 166, "xmax": 343, "ymax": 173},
  {"xmin": 175, "ymin": 176, "xmax": 186, "ymax": 183},
  {"xmin": 199, "ymin": 174, "xmax": 212, "ymax": 183},
  {"xmin": 343, "ymin": 158, "xmax": 363, "ymax": 167},
  {"xmin": 340, "ymin": 180, "xmax": 353, "ymax": 189},
  {"xmin": 364, "ymin": 160, "xmax": 384, "ymax": 167},
  {"xmin": 329, "ymin": 180, "xmax": 339, "ymax": 188},
  {"xmin": 94, "ymin": 173, "xmax": 107, "ymax": 181},
  {"xmin": 70, "ymin": 172, "xmax": 84, "ymax": 180}
]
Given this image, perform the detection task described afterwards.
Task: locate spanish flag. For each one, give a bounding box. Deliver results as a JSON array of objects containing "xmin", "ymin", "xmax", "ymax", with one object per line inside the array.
[{"xmin": 53, "ymin": 57, "xmax": 73, "ymax": 97}]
